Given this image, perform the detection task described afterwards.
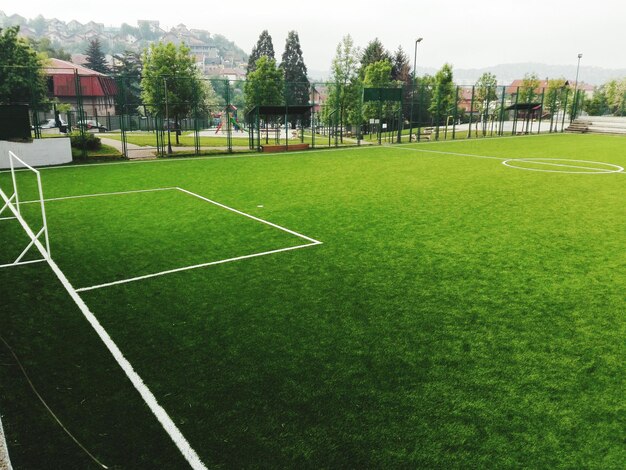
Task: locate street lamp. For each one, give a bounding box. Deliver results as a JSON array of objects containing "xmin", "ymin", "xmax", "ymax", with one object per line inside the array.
[
  {"xmin": 572, "ymin": 53, "xmax": 583, "ymax": 122},
  {"xmin": 409, "ymin": 37, "xmax": 423, "ymax": 142}
]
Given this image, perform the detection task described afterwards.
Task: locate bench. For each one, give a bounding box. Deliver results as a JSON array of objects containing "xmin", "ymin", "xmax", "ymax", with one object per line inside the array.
[
  {"xmin": 260, "ymin": 143, "xmax": 310, "ymax": 153},
  {"xmin": 413, "ymin": 127, "xmax": 433, "ymax": 141}
]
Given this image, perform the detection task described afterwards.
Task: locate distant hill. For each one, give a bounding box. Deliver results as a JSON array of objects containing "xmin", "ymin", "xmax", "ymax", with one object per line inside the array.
[
  {"xmin": 0, "ymin": 11, "xmax": 248, "ymax": 69},
  {"xmin": 303, "ymin": 63, "xmax": 626, "ymax": 86},
  {"xmin": 451, "ymin": 63, "xmax": 626, "ymax": 87}
]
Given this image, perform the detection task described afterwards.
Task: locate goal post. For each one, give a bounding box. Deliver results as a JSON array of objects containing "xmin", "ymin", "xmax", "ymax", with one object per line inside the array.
[{"xmin": 0, "ymin": 151, "xmax": 50, "ymax": 268}]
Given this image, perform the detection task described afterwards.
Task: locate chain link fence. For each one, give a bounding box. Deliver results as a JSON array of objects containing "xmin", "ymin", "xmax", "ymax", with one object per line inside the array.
[{"xmin": 2, "ymin": 66, "xmax": 585, "ymax": 159}]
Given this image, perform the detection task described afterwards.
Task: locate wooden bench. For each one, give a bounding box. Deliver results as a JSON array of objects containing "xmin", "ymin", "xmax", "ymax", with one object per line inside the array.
[
  {"xmin": 413, "ymin": 127, "xmax": 433, "ymax": 141},
  {"xmin": 260, "ymin": 143, "xmax": 310, "ymax": 153}
]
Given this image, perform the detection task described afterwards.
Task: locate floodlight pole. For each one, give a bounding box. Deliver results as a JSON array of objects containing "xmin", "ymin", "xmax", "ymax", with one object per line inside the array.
[
  {"xmin": 408, "ymin": 38, "xmax": 423, "ymax": 142},
  {"xmin": 571, "ymin": 53, "xmax": 583, "ymax": 122}
]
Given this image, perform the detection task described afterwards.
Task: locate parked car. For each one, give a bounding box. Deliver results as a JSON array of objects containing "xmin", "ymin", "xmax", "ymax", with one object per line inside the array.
[
  {"xmin": 77, "ymin": 120, "xmax": 108, "ymax": 132},
  {"xmin": 32, "ymin": 118, "xmax": 68, "ymax": 133}
]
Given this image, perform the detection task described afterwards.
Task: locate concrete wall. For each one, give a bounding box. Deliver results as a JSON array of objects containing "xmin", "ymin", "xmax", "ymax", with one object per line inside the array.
[{"xmin": 0, "ymin": 138, "xmax": 72, "ymax": 169}]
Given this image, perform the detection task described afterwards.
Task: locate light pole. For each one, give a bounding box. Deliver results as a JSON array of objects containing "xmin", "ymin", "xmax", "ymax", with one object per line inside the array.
[
  {"xmin": 572, "ymin": 53, "xmax": 583, "ymax": 122},
  {"xmin": 409, "ymin": 37, "xmax": 423, "ymax": 142}
]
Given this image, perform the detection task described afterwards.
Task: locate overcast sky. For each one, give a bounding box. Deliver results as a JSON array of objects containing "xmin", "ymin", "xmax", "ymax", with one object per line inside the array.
[{"xmin": 5, "ymin": 0, "xmax": 626, "ymax": 72}]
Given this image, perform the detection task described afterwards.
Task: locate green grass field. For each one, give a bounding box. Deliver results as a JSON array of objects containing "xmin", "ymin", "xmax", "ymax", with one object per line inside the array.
[{"xmin": 1, "ymin": 134, "xmax": 624, "ymax": 469}]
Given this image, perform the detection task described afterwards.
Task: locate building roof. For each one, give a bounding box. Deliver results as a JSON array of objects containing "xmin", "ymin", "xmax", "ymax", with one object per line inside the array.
[{"xmin": 44, "ymin": 58, "xmax": 106, "ymax": 76}]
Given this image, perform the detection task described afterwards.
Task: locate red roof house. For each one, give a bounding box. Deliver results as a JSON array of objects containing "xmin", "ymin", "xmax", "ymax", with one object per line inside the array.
[{"xmin": 44, "ymin": 58, "xmax": 117, "ymax": 117}]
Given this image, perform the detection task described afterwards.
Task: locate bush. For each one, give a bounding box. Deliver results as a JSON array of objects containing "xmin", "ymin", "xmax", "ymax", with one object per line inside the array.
[{"xmin": 69, "ymin": 131, "xmax": 101, "ymax": 151}]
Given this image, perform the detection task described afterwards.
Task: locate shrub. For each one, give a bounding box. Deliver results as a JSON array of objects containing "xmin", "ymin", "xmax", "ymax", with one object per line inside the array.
[{"xmin": 69, "ymin": 131, "xmax": 101, "ymax": 151}]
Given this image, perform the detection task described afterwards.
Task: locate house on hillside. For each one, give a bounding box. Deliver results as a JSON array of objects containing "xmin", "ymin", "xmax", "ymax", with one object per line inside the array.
[
  {"xmin": 506, "ymin": 79, "xmax": 595, "ymax": 101},
  {"xmin": 67, "ymin": 20, "xmax": 83, "ymax": 33},
  {"xmin": 44, "ymin": 58, "xmax": 117, "ymax": 117}
]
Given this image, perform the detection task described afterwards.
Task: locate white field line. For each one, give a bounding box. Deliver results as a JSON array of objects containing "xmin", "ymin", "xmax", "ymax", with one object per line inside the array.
[
  {"xmin": 395, "ymin": 146, "xmax": 506, "ymax": 161},
  {"xmin": 19, "ymin": 187, "xmax": 177, "ymax": 205},
  {"xmin": 176, "ymin": 187, "xmax": 322, "ymax": 244},
  {"xmin": 396, "ymin": 147, "xmax": 626, "ymax": 173},
  {"xmin": 76, "ymin": 241, "xmax": 320, "ymax": 292},
  {"xmin": 0, "ymin": 186, "xmax": 207, "ymax": 469},
  {"xmin": 516, "ymin": 162, "xmax": 614, "ymax": 171},
  {"xmin": 505, "ymin": 159, "xmax": 623, "ymax": 172},
  {"xmin": 0, "ymin": 414, "xmax": 12, "ymax": 470}
]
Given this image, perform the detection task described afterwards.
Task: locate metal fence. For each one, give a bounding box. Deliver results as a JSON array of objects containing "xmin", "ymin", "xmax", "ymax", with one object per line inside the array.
[{"xmin": 2, "ymin": 66, "xmax": 586, "ymax": 159}]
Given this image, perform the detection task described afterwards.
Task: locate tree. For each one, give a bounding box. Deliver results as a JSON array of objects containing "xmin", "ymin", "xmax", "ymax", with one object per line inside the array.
[
  {"xmin": 474, "ymin": 72, "xmax": 498, "ymax": 135},
  {"xmin": 85, "ymin": 38, "xmax": 109, "ymax": 74},
  {"xmin": 244, "ymin": 56, "xmax": 284, "ymax": 107},
  {"xmin": 113, "ymin": 50, "xmax": 142, "ymax": 114},
  {"xmin": 0, "ymin": 26, "xmax": 48, "ymax": 108},
  {"xmin": 29, "ymin": 15, "xmax": 47, "ymax": 35},
  {"xmin": 141, "ymin": 42, "xmax": 206, "ymax": 149},
  {"xmin": 280, "ymin": 31, "xmax": 310, "ymax": 107},
  {"xmin": 325, "ymin": 35, "xmax": 362, "ymax": 141},
  {"xmin": 27, "ymin": 37, "xmax": 71, "ymax": 61},
  {"xmin": 429, "ymin": 63, "xmax": 456, "ymax": 126},
  {"xmin": 518, "ymin": 73, "xmax": 540, "ymax": 103},
  {"xmin": 604, "ymin": 78, "xmax": 626, "ymax": 116},
  {"xmin": 360, "ymin": 38, "xmax": 390, "ymax": 79},
  {"xmin": 584, "ymin": 87, "xmax": 609, "ymax": 116},
  {"xmin": 391, "ymin": 46, "xmax": 411, "ymax": 121},
  {"xmin": 247, "ymin": 30, "xmax": 275, "ymax": 76},
  {"xmin": 362, "ymin": 59, "xmax": 396, "ymax": 123},
  {"xmin": 543, "ymin": 78, "xmax": 568, "ymax": 131},
  {"xmin": 280, "ymin": 31, "xmax": 310, "ymax": 127}
]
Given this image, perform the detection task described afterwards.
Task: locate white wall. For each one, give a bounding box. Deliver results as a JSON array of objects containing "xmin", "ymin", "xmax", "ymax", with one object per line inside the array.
[{"xmin": 0, "ymin": 138, "xmax": 72, "ymax": 169}]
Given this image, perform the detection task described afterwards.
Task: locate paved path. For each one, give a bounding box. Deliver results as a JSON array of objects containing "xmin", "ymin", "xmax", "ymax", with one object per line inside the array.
[{"xmin": 100, "ymin": 137, "xmax": 156, "ymax": 160}]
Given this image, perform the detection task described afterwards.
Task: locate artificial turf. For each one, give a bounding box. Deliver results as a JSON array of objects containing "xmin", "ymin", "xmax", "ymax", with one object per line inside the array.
[{"xmin": 1, "ymin": 133, "xmax": 624, "ymax": 468}]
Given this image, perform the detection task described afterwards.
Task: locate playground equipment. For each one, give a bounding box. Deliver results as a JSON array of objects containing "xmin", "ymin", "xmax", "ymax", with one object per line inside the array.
[{"xmin": 215, "ymin": 105, "xmax": 247, "ymax": 134}]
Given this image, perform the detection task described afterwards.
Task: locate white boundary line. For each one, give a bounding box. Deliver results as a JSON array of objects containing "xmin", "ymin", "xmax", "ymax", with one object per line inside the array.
[
  {"xmin": 76, "ymin": 242, "xmax": 319, "ymax": 292},
  {"xmin": 502, "ymin": 158, "xmax": 624, "ymax": 174},
  {"xmin": 72, "ymin": 187, "xmax": 321, "ymax": 291},
  {"xmin": 0, "ymin": 181, "xmax": 207, "ymax": 469},
  {"xmin": 396, "ymin": 146, "xmax": 626, "ymax": 175},
  {"xmin": 19, "ymin": 187, "xmax": 177, "ymax": 205},
  {"xmin": 175, "ymin": 187, "xmax": 322, "ymax": 244},
  {"xmin": 395, "ymin": 146, "xmax": 507, "ymax": 161},
  {"xmin": 0, "ymin": 415, "xmax": 12, "ymax": 470}
]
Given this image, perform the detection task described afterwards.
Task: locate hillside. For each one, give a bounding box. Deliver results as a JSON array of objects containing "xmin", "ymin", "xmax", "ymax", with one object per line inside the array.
[{"xmin": 0, "ymin": 11, "xmax": 248, "ymax": 69}]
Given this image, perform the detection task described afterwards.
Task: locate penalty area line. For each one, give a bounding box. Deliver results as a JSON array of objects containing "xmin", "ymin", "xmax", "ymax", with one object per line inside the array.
[
  {"xmin": 176, "ymin": 187, "xmax": 322, "ymax": 244},
  {"xmin": 76, "ymin": 241, "xmax": 321, "ymax": 292},
  {"xmin": 19, "ymin": 187, "xmax": 178, "ymax": 205}
]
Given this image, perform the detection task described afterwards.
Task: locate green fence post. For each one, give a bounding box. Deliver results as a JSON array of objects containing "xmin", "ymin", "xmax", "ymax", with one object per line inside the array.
[
  {"xmin": 467, "ymin": 86, "xmax": 475, "ymax": 139},
  {"xmin": 74, "ymin": 70, "xmax": 87, "ymax": 158},
  {"xmin": 560, "ymin": 87, "xmax": 569, "ymax": 132}
]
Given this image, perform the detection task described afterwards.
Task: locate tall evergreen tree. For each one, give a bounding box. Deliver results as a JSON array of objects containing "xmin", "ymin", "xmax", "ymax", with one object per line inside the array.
[
  {"xmin": 246, "ymin": 30, "xmax": 275, "ymax": 76},
  {"xmin": 359, "ymin": 38, "xmax": 390, "ymax": 78},
  {"xmin": 391, "ymin": 46, "xmax": 412, "ymax": 120},
  {"xmin": 280, "ymin": 31, "xmax": 310, "ymax": 106},
  {"xmin": 113, "ymin": 50, "xmax": 142, "ymax": 114},
  {"xmin": 391, "ymin": 46, "xmax": 410, "ymax": 83},
  {"xmin": 85, "ymin": 38, "xmax": 109, "ymax": 74}
]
